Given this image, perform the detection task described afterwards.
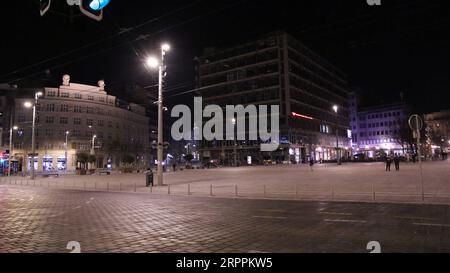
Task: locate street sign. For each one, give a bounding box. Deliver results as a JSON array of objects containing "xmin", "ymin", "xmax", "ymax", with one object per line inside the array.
[{"xmin": 408, "ymin": 114, "xmax": 423, "ymax": 131}]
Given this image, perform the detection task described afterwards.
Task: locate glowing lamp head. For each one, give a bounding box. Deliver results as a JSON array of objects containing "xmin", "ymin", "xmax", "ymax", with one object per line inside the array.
[
  {"xmin": 332, "ymin": 105, "xmax": 338, "ymax": 113},
  {"xmin": 36, "ymin": 91, "xmax": 43, "ymax": 97},
  {"xmin": 66, "ymin": 131, "xmax": 70, "ymax": 135},
  {"xmin": 24, "ymin": 102, "xmax": 33, "ymax": 108},
  {"xmin": 231, "ymin": 118, "xmax": 236, "ymax": 125},
  {"xmin": 146, "ymin": 57, "xmax": 159, "ymax": 68},
  {"xmin": 161, "ymin": 44, "xmax": 171, "ymax": 52},
  {"xmin": 13, "ymin": 126, "xmax": 18, "ymax": 130},
  {"xmin": 93, "ymin": 135, "xmax": 97, "ymax": 139}
]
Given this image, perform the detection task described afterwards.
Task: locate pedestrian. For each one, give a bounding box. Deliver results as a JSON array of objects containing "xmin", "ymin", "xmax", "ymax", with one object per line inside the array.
[
  {"xmin": 172, "ymin": 162, "xmax": 177, "ymax": 172},
  {"xmin": 385, "ymin": 155, "xmax": 392, "ymax": 171},
  {"xmin": 309, "ymin": 158, "xmax": 314, "ymax": 172},
  {"xmin": 394, "ymin": 153, "xmax": 400, "ymax": 171}
]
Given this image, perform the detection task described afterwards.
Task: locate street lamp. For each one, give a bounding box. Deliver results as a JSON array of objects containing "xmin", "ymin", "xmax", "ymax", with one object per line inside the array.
[
  {"xmin": 232, "ymin": 118, "xmax": 237, "ymax": 167},
  {"xmin": 91, "ymin": 134, "xmax": 97, "ymax": 155},
  {"xmin": 8, "ymin": 125, "xmax": 18, "ymax": 176},
  {"xmin": 332, "ymin": 105, "xmax": 341, "ymax": 165},
  {"xmin": 65, "ymin": 131, "xmax": 69, "ymax": 173},
  {"xmin": 145, "ymin": 43, "xmax": 170, "ymax": 186},
  {"xmin": 24, "ymin": 91, "xmax": 43, "ymax": 180}
]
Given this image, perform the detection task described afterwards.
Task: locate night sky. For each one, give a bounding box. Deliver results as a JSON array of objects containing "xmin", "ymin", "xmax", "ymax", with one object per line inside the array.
[{"xmin": 1, "ymin": 0, "xmax": 449, "ymax": 112}]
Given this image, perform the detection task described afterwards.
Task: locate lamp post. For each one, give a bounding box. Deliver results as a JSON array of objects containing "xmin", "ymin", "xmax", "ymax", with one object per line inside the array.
[
  {"xmin": 146, "ymin": 43, "xmax": 170, "ymax": 186},
  {"xmin": 91, "ymin": 134, "xmax": 97, "ymax": 155},
  {"xmin": 65, "ymin": 131, "xmax": 69, "ymax": 173},
  {"xmin": 332, "ymin": 105, "xmax": 341, "ymax": 165},
  {"xmin": 24, "ymin": 91, "xmax": 43, "ymax": 180},
  {"xmin": 232, "ymin": 118, "xmax": 237, "ymax": 167},
  {"xmin": 8, "ymin": 125, "xmax": 18, "ymax": 176}
]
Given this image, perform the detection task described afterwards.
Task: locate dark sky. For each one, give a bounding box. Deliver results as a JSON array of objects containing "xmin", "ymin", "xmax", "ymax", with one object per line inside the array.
[{"xmin": 1, "ymin": 0, "xmax": 449, "ymax": 112}]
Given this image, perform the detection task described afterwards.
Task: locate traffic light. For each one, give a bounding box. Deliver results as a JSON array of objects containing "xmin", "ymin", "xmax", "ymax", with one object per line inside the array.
[
  {"xmin": 39, "ymin": 0, "xmax": 51, "ymax": 16},
  {"xmin": 79, "ymin": 0, "xmax": 111, "ymax": 21}
]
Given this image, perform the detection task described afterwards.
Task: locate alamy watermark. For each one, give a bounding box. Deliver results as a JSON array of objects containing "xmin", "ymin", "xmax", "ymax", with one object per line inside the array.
[{"xmin": 171, "ymin": 97, "xmax": 280, "ymax": 152}]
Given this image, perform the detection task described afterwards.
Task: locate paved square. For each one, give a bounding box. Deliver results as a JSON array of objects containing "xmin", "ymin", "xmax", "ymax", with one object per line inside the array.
[{"xmin": 5, "ymin": 161, "xmax": 450, "ymax": 203}]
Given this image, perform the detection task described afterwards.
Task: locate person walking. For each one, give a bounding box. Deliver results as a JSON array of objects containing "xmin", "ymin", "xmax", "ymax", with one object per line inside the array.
[
  {"xmin": 394, "ymin": 154, "xmax": 400, "ymax": 171},
  {"xmin": 309, "ymin": 158, "xmax": 314, "ymax": 172},
  {"xmin": 385, "ymin": 155, "xmax": 392, "ymax": 171}
]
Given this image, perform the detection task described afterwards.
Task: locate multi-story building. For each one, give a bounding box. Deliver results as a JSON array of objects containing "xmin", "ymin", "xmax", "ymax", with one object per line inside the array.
[
  {"xmin": 195, "ymin": 31, "xmax": 352, "ymax": 165},
  {"xmin": 352, "ymin": 102, "xmax": 409, "ymax": 157},
  {"xmin": 1, "ymin": 75, "xmax": 150, "ymax": 174},
  {"xmin": 424, "ymin": 110, "xmax": 450, "ymax": 155}
]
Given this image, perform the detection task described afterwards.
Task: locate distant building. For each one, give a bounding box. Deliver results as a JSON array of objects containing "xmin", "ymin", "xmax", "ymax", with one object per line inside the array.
[
  {"xmin": 0, "ymin": 75, "xmax": 150, "ymax": 174},
  {"xmin": 424, "ymin": 110, "xmax": 450, "ymax": 155},
  {"xmin": 196, "ymin": 31, "xmax": 352, "ymax": 165},
  {"xmin": 351, "ymin": 102, "xmax": 409, "ymax": 157}
]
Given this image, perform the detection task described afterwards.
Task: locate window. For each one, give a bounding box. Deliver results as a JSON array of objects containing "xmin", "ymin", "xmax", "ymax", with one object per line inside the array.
[
  {"xmin": 45, "ymin": 129, "xmax": 53, "ymax": 137},
  {"xmin": 87, "ymin": 95, "xmax": 94, "ymax": 101},
  {"xmin": 45, "ymin": 116, "xmax": 54, "ymax": 124},
  {"xmin": 18, "ymin": 114, "xmax": 26, "ymax": 123},
  {"xmin": 61, "ymin": 92, "xmax": 69, "ymax": 98},
  {"xmin": 47, "ymin": 91, "xmax": 56, "ymax": 97},
  {"xmin": 60, "ymin": 104, "xmax": 69, "ymax": 112},
  {"xmin": 46, "ymin": 104, "xmax": 55, "ymax": 112},
  {"xmin": 98, "ymin": 120, "xmax": 104, "ymax": 127},
  {"xmin": 74, "ymin": 118, "xmax": 82, "ymax": 125},
  {"xmin": 87, "ymin": 107, "xmax": 94, "ymax": 113},
  {"xmin": 75, "ymin": 93, "xmax": 82, "ymax": 99},
  {"xmin": 99, "ymin": 97, "xmax": 105, "ymax": 102},
  {"xmin": 86, "ymin": 119, "xmax": 93, "ymax": 126},
  {"xmin": 60, "ymin": 117, "xmax": 68, "ymax": 124},
  {"xmin": 74, "ymin": 106, "xmax": 83, "ymax": 113},
  {"xmin": 73, "ymin": 130, "xmax": 81, "ymax": 137}
]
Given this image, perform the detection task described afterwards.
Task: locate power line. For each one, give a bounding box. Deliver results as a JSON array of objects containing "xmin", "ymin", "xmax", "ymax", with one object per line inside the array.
[
  {"xmin": 0, "ymin": 1, "xmax": 201, "ymax": 81},
  {"xmin": 4, "ymin": 0, "xmax": 247, "ymax": 84}
]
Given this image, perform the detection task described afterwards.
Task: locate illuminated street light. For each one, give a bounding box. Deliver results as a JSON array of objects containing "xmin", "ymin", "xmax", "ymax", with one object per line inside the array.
[
  {"xmin": 8, "ymin": 125, "xmax": 19, "ymax": 176},
  {"xmin": 332, "ymin": 105, "xmax": 341, "ymax": 165},
  {"xmin": 145, "ymin": 43, "xmax": 171, "ymax": 186},
  {"xmin": 65, "ymin": 131, "xmax": 70, "ymax": 174},
  {"xmin": 23, "ymin": 91, "xmax": 43, "ymax": 180},
  {"xmin": 146, "ymin": 57, "xmax": 159, "ymax": 69}
]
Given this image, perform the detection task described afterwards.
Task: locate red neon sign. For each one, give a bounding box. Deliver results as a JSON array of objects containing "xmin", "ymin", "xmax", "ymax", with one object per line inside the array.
[{"xmin": 291, "ymin": 112, "xmax": 314, "ymax": 120}]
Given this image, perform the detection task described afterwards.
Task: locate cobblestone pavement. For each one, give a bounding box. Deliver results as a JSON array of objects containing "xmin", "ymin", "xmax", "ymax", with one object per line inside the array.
[{"xmin": 1, "ymin": 185, "xmax": 450, "ymax": 253}]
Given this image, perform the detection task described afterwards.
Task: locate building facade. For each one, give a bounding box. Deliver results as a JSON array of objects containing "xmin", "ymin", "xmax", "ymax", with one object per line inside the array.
[
  {"xmin": 351, "ymin": 102, "xmax": 409, "ymax": 158},
  {"xmin": 195, "ymin": 31, "xmax": 352, "ymax": 165},
  {"xmin": 1, "ymin": 75, "xmax": 150, "ymax": 174},
  {"xmin": 424, "ymin": 110, "xmax": 450, "ymax": 156}
]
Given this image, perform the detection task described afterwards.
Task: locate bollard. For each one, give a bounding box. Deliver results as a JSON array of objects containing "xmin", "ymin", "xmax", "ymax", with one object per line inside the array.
[
  {"xmin": 263, "ymin": 185, "xmax": 266, "ymax": 198},
  {"xmin": 107, "ymin": 182, "xmax": 109, "ymax": 191},
  {"xmin": 295, "ymin": 185, "xmax": 299, "ymax": 199},
  {"xmin": 84, "ymin": 181, "xmax": 86, "ymax": 190},
  {"xmin": 149, "ymin": 184, "xmax": 152, "ymax": 193},
  {"xmin": 188, "ymin": 184, "xmax": 191, "ymax": 195},
  {"xmin": 168, "ymin": 184, "xmax": 171, "ymax": 195},
  {"xmin": 235, "ymin": 185, "xmax": 238, "ymax": 197},
  {"xmin": 210, "ymin": 184, "xmax": 213, "ymax": 197},
  {"xmin": 48, "ymin": 181, "xmax": 50, "ymax": 188},
  {"xmin": 331, "ymin": 185, "xmax": 335, "ymax": 200},
  {"xmin": 134, "ymin": 182, "xmax": 136, "ymax": 192},
  {"xmin": 372, "ymin": 184, "xmax": 376, "ymax": 201}
]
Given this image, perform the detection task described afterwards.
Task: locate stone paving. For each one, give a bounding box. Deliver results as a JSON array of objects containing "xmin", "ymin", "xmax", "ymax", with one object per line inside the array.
[
  {"xmin": 1, "ymin": 185, "xmax": 450, "ymax": 253},
  {"xmin": 2, "ymin": 161, "xmax": 450, "ymax": 204}
]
